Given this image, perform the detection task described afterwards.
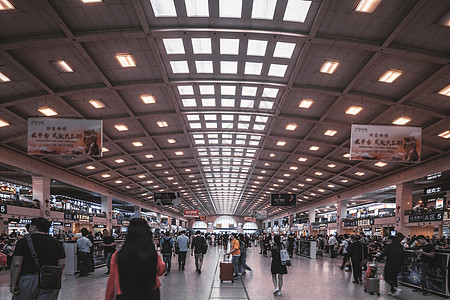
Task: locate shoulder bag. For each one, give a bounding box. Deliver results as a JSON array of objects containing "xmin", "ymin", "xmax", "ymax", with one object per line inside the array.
[
  {"xmin": 26, "ymin": 236, "xmax": 63, "ymax": 290},
  {"xmin": 280, "ymin": 245, "xmax": 291, "ymax": 267}
]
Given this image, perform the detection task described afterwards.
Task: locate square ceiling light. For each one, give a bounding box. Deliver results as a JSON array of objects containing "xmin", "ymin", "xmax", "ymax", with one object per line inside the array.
[
  {"xmin": 178, "ymin": 86, "xmax": 194, "ymax": 95},
  {"xmin": 85, "ymin": 165, "xmax": 96, "ymax": 170},
  {"xmin": 115, "ymin": 54, "xmax": 136, "ymax": 68},
  {"xmin": 157, "ymin": 121, "xmax": 168, "ymax": 127},
  {"xmin": 150, "ymin": 0, "xmax": 177, "ymax": 17},
  {"xmin": 283, "ymin": 0, "xmax": 312, "ymax": 23},
  {"xmin": 379, "ymin": 69, "xmax": 402, "ymax": 83},
  {"xmin": 298, "ymin": 157, "xmax": 307, "ymax": 162},
  {"xmin": 244, "ymin": 62, "xmax": 263, "ymax": 75},
  {"xmin": 114, "ymin": 124, "xmax": 128, "ymax": 131},
  {"xmin": 50, "ymin": 59, "xmax": 74, "ymax": 72},
  {"xmin": 285, "ymin": 123, "xmax": 297, "ymax": 131},
  {"xmin": 438, "ymin": 85, "xmax": 450, "ymax": 96},
  {"xmin": 170, "ymin": 61, "xmax": 189, "ymax": 73},
  {"xmin": 438, "ymin": 130, "xmax": 450, "ymax": 139},
  {"xmin": 163, "ymin": 38, "xmax": 185, "ymax": 54},
  {"xmin": 0, "ymin": 71, "xmax": 11, "ymax": 82},
  {"xmin": 277, "ymin": 141, "xmax": 286, "ymax": 146},
  {"xmin": 392, "ymin": 116, "xmax": 411, "ymax": 125},
  {"xmin": 320, "ymin": 60, "xmax": 339, "ymax": 74},
  {"xmin": 167, "ymin": 138, "xmax": 176, "ymax": 144},
  {"xmin": 182, "ymin": 98, "xmax": 197, "ymax": 107},
  {"xmin": 115, "ymin": 159, "xmax": 125, "ymax": 164},
  {"xmin": 38, "ymin": 107, "xmax": 58, "ymax": 116},
  {"xmin": 89, "ymin": 99, "xmax": 106, "ymax": 109},
  {"xmin": 141, "ymin": 94, "xmax": 156, "ymax": 104},
  {"xmin": 251, "ymin": 0, "xmax": 276, "ymax": 20},
  {"xmin": 185, "ymin": 0, "xmax": 209, "ymax": 17},
  {"xmin": 355, "ymin": 0, "xmax": 382, "ymax": 13},
  {"xmin": 132, "ymin": 141, "xmax": 143, "ymax": 147},
  {"xmin": 273, "ymin": 42, "xmax": 296, "ymax": 59},
  {"xmin": 345, "ymin": 106, "xmax": 363, "ymax": 115},
  {"xmin": 324, "ymin": 129, "xmax": 337, "ymax": 136},
  {"xmin": 309, "ymin": 146, "xmax": 320, "ymax": 151},
  {"xmin": 0, "ymin": 0, "xmax": 14, "ymax": 10},
  {"xmin": 192, "ymin": 38, "xmax": 212, "ymax": 54},
  {"xmin": 219, "ymin": 0, "xmax": 242, "ymax": 18},
  {"xmin": 374, "ymin": 161, "xmax": 387, "ymax": 167},
  {"xmin": 298, "ymin": 99, "xmax": 313, "ymax": 108},
  {"xmin": 327, "ymin": 164, "xmax": 336, "ymax": 168},
  {"xmin": 0, "ymin": 118, "xmax": 9, "ymax": 127}
]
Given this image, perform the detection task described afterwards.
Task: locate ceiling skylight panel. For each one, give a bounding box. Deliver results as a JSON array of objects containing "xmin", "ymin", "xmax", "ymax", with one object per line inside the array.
[
  {"xmin": 259, "ymin": 101, "xmax": 274, "ymax": 109},
  {"xmin": 242, "ymin": 86, "xmax": 257, "ymax": 96},
  {"xmin": 150, "ymin": 0, "xmax": 177, "ymax": 17},
  {"xmin": 236, "ymin": 140, "xmax": 246, "ymax": 145},
  {"xmin": 195, "ymin": 61, "xmax": 213, "ymax": 73},
  {"xmin": 222, "ymin": 115, "xmax": 234, "ymax": 121},
  {"xmin": 206, "ymin": 123, "xmax": 218, "ymax": 129},
  {"xmin": 220, "ymin": 39, "xmax": 240, "ymax": 55},
  {"xmin": 220, "ymin": 61, "xmax": 238, "ymax": 74},
  {"xmin": 262, "ymin": 88, "xmax": 278, "ymax": 98},
  {"xmin": 178, "ymin": 86, "xmax": 194, "ymax": 95},
  {"xmin": 251, "ymin": 0, "xmax": 277, "ymax": 20},
  {"xmin": 205, "ymin": 114, "xmax": 217, "ymax": 120},
  {"xmin": 185, "ymin": 0, "xmax": 209, "ymax": 17},
  {"xmin": 273, "ymin": 42, "xmax": 296, "ymax": 59},
  {"xmin": 190, "ymin": 123, "xmax": 202, "ymax": 129},
  {"xmin": 170, "ymin": 61, "xmax": 189, "ymax": 73},
  {"xmin": 239, "ymin": 115, "xmax": 251, "ymax": 122},
  {"xmin": 255, "ymin": 116, "xmax": 268, "ymax": 123},
  {"xmin": 202, "ymin": 98, "xmax": 216, "ymax": 106},
  {"xmin": 244, "ymin": 62, "xmax": 263, "ymax": 75},
  {"xmin": 268, "ymin": 64, "xmax": 288, "ymax": 77},
  {"xmin": 192, "ymin": 38, "xmax": 212, "ymax": 54},
  {"xmin": 187, "ymin": 115, "xmax": 200, "ymax": 121},
  {"xmin": 182, "ymin": 98, "xmax": 197, "ymax": 107},
  {"xmin": 163, "ymin": 38, "xmax": 185, "ymax": 54},
  {"xmin": 247, "ymin": 40, "xmax": 268, "ymax": 56},
  {"xmin": 283, "ymin": 0, "xmax": 312, "ymax": 23},
  {"xmin": 219, "ymin": 0, "xmax": 242, "ymax": 18},
  {"xmin": 238, "ymin": 123, "xmax": 250, "ymax": 130},
  {"xmin": 253, "ymin": 124, "xmax": 265, "ymax": 130},
  {"xmin": 221, "ymin": 99, "xmax": 236, "ymax": 107},
  {"xmin": 221, "ymin": 86, "xmax": 236, "ymax": 95},
  {"xmin": 240, "ymin": 100, "xmax": 254, "ymax": 108},
  {"xmin": 222, "ymin": 123, "xmax": 234, "ymax": 129}
]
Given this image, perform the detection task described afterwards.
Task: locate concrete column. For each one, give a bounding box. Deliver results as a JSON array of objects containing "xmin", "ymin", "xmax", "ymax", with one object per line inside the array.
[
  {"xmin": 32, "ymin": 176, "xmax": 51, "ymax": 218},
  {"xmin": 134, "ymin": 206, "xmax": 141, "ymax": 218},
  {"xmin": 396, "ymin": 182, "xmax": 413, "ymax": 236},
  {"xmin": 101, "ymin": 195, "xmax": 112, "ymax": 231},
  {"xmin": 336, "ymin": 200, "xmax": 348, "ymax": 235},
  {"xmin": 309, "ymin": 208, "xmax": 316, "ymax": 235}
]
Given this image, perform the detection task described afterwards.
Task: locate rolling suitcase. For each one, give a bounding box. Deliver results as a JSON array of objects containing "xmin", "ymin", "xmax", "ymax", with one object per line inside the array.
[
  {"xmin": 364, "ymin": 259, "xmax": 380, "ymax": 295},
  {"xmin": 220, "ymin": 254, "xmax": 234, "ymax": 283},
  {"xmin": 0, "ymin": 252, "xmax": 7, "ymax": 270}
]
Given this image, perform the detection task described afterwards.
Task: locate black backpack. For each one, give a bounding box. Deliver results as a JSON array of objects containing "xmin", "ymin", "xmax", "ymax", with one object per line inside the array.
[{"xmin": 161, "ymin": 238, "xmax": 172, "ymax": 253}]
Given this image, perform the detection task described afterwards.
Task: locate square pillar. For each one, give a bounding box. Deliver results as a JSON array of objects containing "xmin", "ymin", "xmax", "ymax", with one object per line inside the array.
[
  {"xmin": 309, "ymin": 208, "xmax": 316, "ymax": 235},
  {"xmin": 32, "ymin": 176, "xmax": 51, "ymax": 218},
  {"xmin": 336, "ymin": 200, "xmax": 348, "ymax": 235},
  {"xmin": 396, "ymin": 183, "xmax": 413, "ymax": 236},
  {"xmin": 101, "ymin": 195, "xmax": 112, "ymax": 231},
  {"xmin": 134, "ymin": 206, "xmax": 141, "ymax": 218}
]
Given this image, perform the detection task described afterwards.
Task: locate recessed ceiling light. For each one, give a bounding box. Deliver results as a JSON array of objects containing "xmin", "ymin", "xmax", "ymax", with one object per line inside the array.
[
  {"xmin": 102, "ymin": 147, "xmax": 109, "ymax": 152},
  {"xmin": 438, "ymin": 130, "xmax": 450, "ymax": 139},
  {"xmin": 141, "ymin": 94, "xmax": 156, "ymax": 104},
  {"xmin": 324, "ymin": 130, "xmax": 337, "ymax": 136},
  {"xmin": 355, "ymin": 0, "xmax": 381, "ymax": 13},
  {"xmin": 81, "ymin": 0, "xmax": 102, "ymax": 3},
  {"xmin": 290, "ymin": 166, "xmax": 298, "ymax": 170},
  {"xmin": 298, "ymin": 183, "xmax": 304, "ymax": 187},
  {"xmin": 38, "ymin": 107, "xmax": 58, "ymax": 116},
  {"xmin": 309, "ymin": 146, "xmax": 320, "ymax": 151},
  {"xmin": 51, "ymin": 59, "xmax": 74, "ymax": 72},
  {"xmin": 264, "ymin": 163, "xmax": 270, "ymax": 166},
  {"xmin": 185, "ymin": 168, "xmax": 191, "ymax": 172},
  {"xmin": 341, "ymin": 179, "xmax": 348, "ymax": 183},
  {"xmin": 306, "ymin": 178, "xmax": 313, "ymax": 182},
  {"xmin": 328, "ymin": 184, "xmax": 335, "ymax": 188},
  {"xmin": 375, "ymin": 161, "xmax": 387, "ymax": 167},
  {"xmin": 343, "ymin": 153, "xmax": 350, "ymax": 158},
  {"xmin": 155, "ymin": 164, "xmax": 163, "ymax": 167},
  {"xmin": 89, "ymin": 99, "xmax": 106, "ymax": 109},
  {"xmin": 392, "ymin": 116, "xmax": 411, "ymax": 125},
  {"xmin": 276, "ymin": 141, "xmax": 286, "ymax": 146},
  {"xmin": 115, "ymin": 54, "xmax": 136, "ymax": 68},
  {"xmin": 175, "ymin": 151, "xmax": 184, "ymax": 156},
  {"xmin": 355, "ymin": 171, "xmax": 365, "ymax": 176},
  {"xmin": 315, "ymin": 172, "xmax": 323, "ymax": 176},
  {"xmin": 138, "ymin": 174, "xmax": 146, "ymax": 178},
  {"xmin": 298, "ymin": 99, "xmax": 313, "ymax": 108},
  {"xmin": 283, "ymin": 173, "xmax": 291, "ymax": 177},
  {"xmin": 270, "ymin": 153, "xmax": 276, "ymax": 157},
  {"xmin": 283, "ymin": 0, "xmax": 312, "ymax": 23},
  {"xmin": 0, "ymin": 118, "xmax": 9, "ymax": 127},
  {"xmin": 114, "ymin": 124, "xmax": 128, "ymax": 131},
  {"xmin": 438, "ymin": 85, "xmax": 450, "ymax": 96},
  {"xmin": 126, "ymin": 186, "xmax": 131, "ymax": 189},
  {"xmin": 115, "ymin": 180, "xmax": 123, "ymax": 184},
  {"xmin": 101, "ymin": 173, "xmax": 111, "ymax": 178},
  {"xmin": 298, "ymin": 157, "xmax": 307, "ymax": 162},
  {"xmin": 285, "ymin": 123, "xmax": 297, "ymax": 131},
  {"xmin": 167, "ymin": 138, "xmax": 176, "ymax": 144},
  {"xmin": 115, "ymin": 159, "xmax": 125, "ymax": 164},
  {"xmin": 0, "ymin": 71, "xmax": 11, "ymax": 82},
  {"xmin": 146, "ymin": 180, "xmax": 153, "ymax": 184},
  {"xmin": 86, "ymin": 165, "xmax": 96, "ymax": 170},
  {"xmin": 261, "ymin": 170, "xmax": 267, "ymax": 174},
  {"xmin": 379, "ymin": 69, "xmax": 402, "ymax": 83},
  {"xmin": 0, "ymin": 0, "xmax": 14, "ymax": 10},
  {"xmin": 327, "ymin": 164, "xmax": 336, "ymax": 168},
  {"xmin": 345, "ymin": 106, "xmax": 363, "ymax": 115},
  {"xmin": 132, "ymin": 141, "xmax": 143, "ymax": 147},
  {"xmin": 320, "ymin": 60, "xmax": 339, "ymax": 74},
  {"xmin": 318, "ymin": 188, "xmax": 326, "ymax": 192},
  {"xmin": 145, "ymin": 154, "xmax": 154, "ymax": 158},
  {"xmin": 157, "ymin": 121, "xmax": 168, "ymax": 127}
]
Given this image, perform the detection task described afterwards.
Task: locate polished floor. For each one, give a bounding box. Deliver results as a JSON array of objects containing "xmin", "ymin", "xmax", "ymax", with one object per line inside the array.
[{"xmin": 0, "ymin": 245, "xmax": 444, "ymax": 300}]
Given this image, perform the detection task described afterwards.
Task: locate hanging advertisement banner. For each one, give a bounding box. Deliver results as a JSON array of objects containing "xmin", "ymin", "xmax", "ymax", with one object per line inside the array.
[
  {"xmin": 154, "ymin": 192, "xmax": 180, "ymax": 206},
  {"xmin": 28, "ymin": 118, "xmax": 103, "ymax": 156},
  {"xmin": 270, "ymin": 194, "xmax": 296, "ymax": 207},
  {"xmin": 244, "ymin": 217, "xmax": 256, "ymax": 222},
  {"xmin": 253, "ymin": 210, "xmax": 268, "ymax": 220},
  {"xmin": 350, "ymin": 124, "xmax": 421, "ymax": 162},
  {"xmin": 184, "ymin": 209, "xmax": 200, "ymax": 218}
]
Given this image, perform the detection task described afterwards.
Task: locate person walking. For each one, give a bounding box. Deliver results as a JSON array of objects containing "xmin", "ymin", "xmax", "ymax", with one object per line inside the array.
[
  {"xmin": 105, "ymin": 218, "xmax": 165, "ymax": 300},
  {"xmin": 160, "ymin": 231, "xmax": 175, "ymax": 275},
  {"xmin": 222, "ymin": 232, "xmax": 229, "ymax": 252},
  {"xmin": 176, "ymin": 230, "xmax": 189, "ymax": 270},
  {"xmin": 347, "ymin": 235, "xmax": 367, "ymax": 284},
  {"xmin": 339, "ymin": 234, "xmax": 351, "ymax": 271},
  {"xmin": 412, "ymin": 235, "xmax": 435, "ymax": 296},
  {"xmin": 191, "ymin": 231, "xmax": 207, "ymax": 273},
  {"xmin": 378, "ymin": 234, "xmax": 404, "ymax": 297},
  {"xmin": 228, "ymin": 233, "xmax": 241, "ymax": 279},
  {"xmin": 10, "ymin": 217, "xmax": 66, "ymax": 300},
  {"xmin": 328, "ymin": 234, "xmax": 338, "ymax": 258},
  {"xmin": 238, "ymin": 234, "xmax": 252, "ymax": 275},
  {"xmin": 271, "ymin": 235, "xmax": 288, "ymax": 296},
  {"xmin": 77, "ymin": 228, "xmax": 93, "ymax": 277},
  {"xmin": 100, "ymin": 229, "xmax": 115, "ymax": 276}
]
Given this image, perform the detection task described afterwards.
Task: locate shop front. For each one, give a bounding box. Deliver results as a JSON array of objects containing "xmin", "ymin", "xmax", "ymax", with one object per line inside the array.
[{"xmin": 8, "ymin": 218, "xmax": 32, "ymax": 235}]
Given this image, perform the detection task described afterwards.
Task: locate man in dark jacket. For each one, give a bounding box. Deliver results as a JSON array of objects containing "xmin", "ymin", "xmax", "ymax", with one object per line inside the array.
[
  {"xmin": 379, "ymin": 235, "xmax": 404, "ymax": 297},
  {"xmin": 348, "ymin": 235, "xmax": 367, "ymax": 284},
  {"xmin": 191, "ymin": 231, "xmax": 206, "ymax": 273}
]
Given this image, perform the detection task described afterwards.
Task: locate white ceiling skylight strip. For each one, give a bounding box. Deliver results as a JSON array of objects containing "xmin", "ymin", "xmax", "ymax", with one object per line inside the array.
[
  {"xmin": 163, "ymin": 38, "xmax": 185, "ymax": 54},
  {"xmin": 185, "ymin": 0, "xmax": 209, "ymax": 17},
  {"xmin": 283, "ymin": 0, "xmax": 312, "ymax": 23},
  {"xmin": 150, "ymin": 0, "xmax": 177, "ymax": 17},
  {"xmin": 251, "ymin": 0, "xmax": 277, "ymax": 20},
  {"xmin": 219, "ymin": 0, "xmax": 242, "ymax": 18}
]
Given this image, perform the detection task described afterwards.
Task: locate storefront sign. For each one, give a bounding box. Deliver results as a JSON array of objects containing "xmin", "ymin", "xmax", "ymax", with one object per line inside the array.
[
  {"xmin": 244, "ymin": 217, "xmax": 256, "ymax": 222},
  {"xmin": 408, "ymin": 212, "xmax": 443, "ymax": 223},
  {"xmin": 270, "ymin": 194, "xmax": 296, "ymax": 207},
  {"xmin": 77, "ymin": 215, "xmax": 92, "ymax": 222},
  {"xmin": 64, "ymin": 223, "xmax": 72, "ymax": 227},
  {"xmin": 64, "ymin": 213, "xmax": 77, "ymax": 220},
  {"xmin": 344, "ymin": 219, "xmax": 358, "ymax": 227},
  {"xmin": 122, "ymin": 221, "xmax": 130, "ymax": 226},
  {"xmin": 19, "ymin": 219, "xmax": 32, "ymax": 224},
  {"xmin": 0, "ymin": 204, "xmax": 6, "ymax": 214},
  {"xmin": 0, "ymin": 185, "xmax": 16, "ymax": 194},
  {"xmin": 350, "ymin": 124, "xmax": 421, "ymax": 162},
  {"xmin": 52, "ymin": 222, "xmax": 63, "ymax": 226},
  {"xmin": 28, "ymin": 118, "xmax": 103, "ymax": 156},
  {"xmin": 427, "ymin": 172, "xmax": 442, "ymax": 180},
  {"xmin": 424, "ymin": 185, "xmax": 444, "ymax": 195},
  {"xmin": 357, "ymin": 219, "xmax": 374, "ymax": 226},
  {"xmin": 183, "ymin": 209, "xmax": 199, "ymax": 218},
  {"xmin": 94, "ymin": 224, "xmax": 106, "ymax": 228}
]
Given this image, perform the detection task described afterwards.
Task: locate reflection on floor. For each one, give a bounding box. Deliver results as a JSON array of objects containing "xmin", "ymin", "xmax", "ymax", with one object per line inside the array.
[{"xmin": 0, "ymin": 244, "xmax": 443, "ymax": 300}]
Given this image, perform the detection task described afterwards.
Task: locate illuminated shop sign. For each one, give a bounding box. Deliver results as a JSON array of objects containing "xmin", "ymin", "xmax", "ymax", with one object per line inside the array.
[
  {"xmin": 64, "ymin": 213, "xmax": 77, "ymax": 220},
  {"xmin": 427, "ymin": 172, "xmax": 442, "ymax": 180},
  {"xmin": 409, "ymin": 212, "xmax": 443, "ymax": 223},
  {"xmin": 357, "ymin": 219, "xmax": 375, "ymax": 226},
  {"xmin": 0, "ymin": 204, "xmax": 6, "ymax": 214},
  {"xmin": 77, "ymin": 215, "xmax": 93, "ymax": 222},
  {"xmin": 424, "ymin": 186, "xmax": 443, "ymax": 195},
  {"xmin": 52, "ymin": 222, "xmax": 63, "ymax": 226},
  {"xmin": 0, "ymin": 185, "xmax": 16, "ymax": 194}
]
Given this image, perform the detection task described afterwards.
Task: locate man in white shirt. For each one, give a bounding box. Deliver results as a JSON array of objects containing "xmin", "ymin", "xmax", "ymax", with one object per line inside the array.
[
  {"xmin": 339, "ymin": 234, "xmax": 351, "ymax": 271},
  {"xmin": 328, "ymin": 235, "xmax": 338, "ymax": 258},
  {"xmin": 77, "ymin": 228, "xmax": 93, "ymax": 277}
]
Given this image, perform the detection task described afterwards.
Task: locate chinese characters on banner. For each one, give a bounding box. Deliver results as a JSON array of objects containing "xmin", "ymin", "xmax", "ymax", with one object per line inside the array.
[
  {"xmin": 28, "ymin": 118, "xmax": 103, "ymax": 156},
  {"xmin": 183, "ymin": 209, "xmax": 200, "ymax": 218},
  {"xmin": 350, "ymin": 124, "xmax": 421, "ymax": 163}
]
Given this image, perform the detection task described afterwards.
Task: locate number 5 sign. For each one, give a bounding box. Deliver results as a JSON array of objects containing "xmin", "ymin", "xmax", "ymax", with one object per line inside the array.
[{"xmin": 0, "ymin": 204, "xmax": 7, "ymax": 214}]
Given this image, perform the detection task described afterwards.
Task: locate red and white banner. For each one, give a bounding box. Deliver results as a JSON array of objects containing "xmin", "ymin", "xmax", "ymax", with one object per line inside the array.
[
  {"xmin": 350, "ymin": 124, "xmax": 421, "ymax": 163},
  {"xmin": 28, "ymin": 118, "xmax": 103, "ymax": 156},
  {"xmin": 183, "ymin": 209, "xmax": 199, "ymax": 218},
  {"xmin": 244, "ymin": 217, "xmax": 256, "ymax": 222}
]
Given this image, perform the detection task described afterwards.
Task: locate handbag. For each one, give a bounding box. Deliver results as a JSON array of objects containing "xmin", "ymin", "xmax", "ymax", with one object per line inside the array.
[
  {"xmin": 26, "ymin": 236, "xmax": 62, "ymax": 290},
  {"xmin": 280, "ymin": 245, "xmax": 291, "ymax": 267}
]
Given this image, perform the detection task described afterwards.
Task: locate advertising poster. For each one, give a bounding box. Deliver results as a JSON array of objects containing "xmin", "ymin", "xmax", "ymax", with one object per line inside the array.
[
  {"xmin": 154, "ymin": 193, "xmax": 180, "ymax": 206},
  {"xmin": 270, "ymin": 194, "xmax": 296, "ymax": 207},
  {"xmin": 253, "ymin": 210, "xmax": 268, "ymax": 220},
  {"xmin": 244, "ymin": 217, "xmax": 256, "ymax": 222},
  {"xmin": 184, "ymin": 209, "xmax": 200, "ymax": 218},
  {"xmin": 350, "ymin": 124, "xmax": 421, "ymax": 162},
  {"xmin": 28, "ymin": 118, "xmax": 103, "ymax": 156}
]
